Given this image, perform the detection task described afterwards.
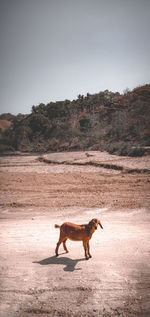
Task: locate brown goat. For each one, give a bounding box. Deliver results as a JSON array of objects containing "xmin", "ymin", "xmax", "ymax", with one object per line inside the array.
[{"xmin": 55, "ymin": 218, "xmax": 103, "ymax": 259}]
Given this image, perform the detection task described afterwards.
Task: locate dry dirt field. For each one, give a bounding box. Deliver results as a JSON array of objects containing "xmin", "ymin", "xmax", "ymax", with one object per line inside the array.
[{"xmin": 0, "ymin": 151, "xmax": 150, "ymax": 317}]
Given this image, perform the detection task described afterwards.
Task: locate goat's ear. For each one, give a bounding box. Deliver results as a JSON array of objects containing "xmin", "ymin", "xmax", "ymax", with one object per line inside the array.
[{"xmin": 98, "ymin": 220, "xmax": 103, "ymax": 229}]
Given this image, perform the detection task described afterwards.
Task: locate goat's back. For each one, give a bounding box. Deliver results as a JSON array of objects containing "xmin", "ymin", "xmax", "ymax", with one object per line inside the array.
[{"xmin": 60, "ymin": 222, "xmax": 89, "ymax": 241}]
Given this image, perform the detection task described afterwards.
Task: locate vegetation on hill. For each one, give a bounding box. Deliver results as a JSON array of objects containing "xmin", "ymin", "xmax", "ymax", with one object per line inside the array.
[{"xmin": 0, "ymin": 84, "xmax": 150, "ymax": 156}]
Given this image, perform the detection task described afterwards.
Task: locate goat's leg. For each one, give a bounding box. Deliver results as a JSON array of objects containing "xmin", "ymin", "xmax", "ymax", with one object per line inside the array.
[
  {"xmin": 83, "ymin": 241, "xmax": 88, "ymax": 259},
  {"xmin": 55, "ymin": 238, "xmax": 62, "ymax": 256},
  {"xmin": 63, "ymin": 239, "xmax": 69, "ymax": 253},
  {"xmin": 87, "ymin": 241, "xmax": 92, "ymax": 258}
]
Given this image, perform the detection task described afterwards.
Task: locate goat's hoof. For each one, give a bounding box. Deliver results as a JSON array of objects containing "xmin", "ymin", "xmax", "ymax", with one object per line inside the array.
[
  {"xmin": 66, "ymin": 251, "xmax": 69, "ymax": 253},
  {"xmin": 86, "ymin": 257, "xmax": 89, "ymax": 260},
  {"xmin": 89, "ymin": 255, "xmax": 92, "ymax": 258},
  {"xmin": 56, "ymin": 254, "xmax": 59, "ymax": 257}
]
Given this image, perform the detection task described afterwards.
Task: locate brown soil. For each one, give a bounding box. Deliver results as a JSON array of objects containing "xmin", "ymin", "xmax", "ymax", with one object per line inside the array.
[
  {"xmin": 0, "ymin": 120, "xmax": 12, "ymax": 132},
  {"xmin": 0, "ymin": 152, "xmax": 150, "ymax": 317}
]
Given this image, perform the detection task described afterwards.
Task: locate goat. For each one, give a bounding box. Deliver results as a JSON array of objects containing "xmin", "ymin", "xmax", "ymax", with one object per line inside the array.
[{"xmin": 55, "ymin": 218, "xmax": 103, "ymax": 259}]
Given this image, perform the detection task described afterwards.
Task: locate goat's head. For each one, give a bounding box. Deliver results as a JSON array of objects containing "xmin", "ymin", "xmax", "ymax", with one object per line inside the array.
[{"xmin": 89, "ymin": 218, "xmax": 103, "ymax": 230}]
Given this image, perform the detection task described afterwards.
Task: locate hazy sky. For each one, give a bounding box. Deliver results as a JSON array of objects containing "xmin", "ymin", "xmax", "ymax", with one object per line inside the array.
[{"xmin": 0, "ymin": 0, "xmax": 150, "ymax": 115}]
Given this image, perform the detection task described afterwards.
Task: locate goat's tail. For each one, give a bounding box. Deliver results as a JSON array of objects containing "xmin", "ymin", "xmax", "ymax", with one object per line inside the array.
[{"xmin": 55, "ymin": 224, "xmax": 60, "ymax": 229}]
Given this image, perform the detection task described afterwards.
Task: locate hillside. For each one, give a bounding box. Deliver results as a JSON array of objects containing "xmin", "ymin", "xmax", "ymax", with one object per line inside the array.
[{"xmin": 0, "ymin": 84, "xmax": 150, "ymax": 156}]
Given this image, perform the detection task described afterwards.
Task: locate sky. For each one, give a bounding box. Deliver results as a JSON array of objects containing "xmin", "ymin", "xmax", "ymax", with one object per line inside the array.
[{"xmin": 0, "ymin": 0, "xmax": 150, "ymax": 115}]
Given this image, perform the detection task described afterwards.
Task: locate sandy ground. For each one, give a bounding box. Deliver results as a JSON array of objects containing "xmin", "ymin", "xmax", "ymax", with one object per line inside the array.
[{"xmin": 0, "ymin": 152, "xmax": 150, "ymax": 317}]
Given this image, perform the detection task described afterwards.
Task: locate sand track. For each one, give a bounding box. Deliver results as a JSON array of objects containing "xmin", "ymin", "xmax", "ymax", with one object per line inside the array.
[{"xmin": 0, "ymin": 152, "xmax": 150, "ymax": 316}]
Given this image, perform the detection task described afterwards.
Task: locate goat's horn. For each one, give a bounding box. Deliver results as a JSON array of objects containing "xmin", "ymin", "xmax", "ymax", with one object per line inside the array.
[{"xmin": 98, "ymin": 220, "xmax": 103, "ymax": 229}]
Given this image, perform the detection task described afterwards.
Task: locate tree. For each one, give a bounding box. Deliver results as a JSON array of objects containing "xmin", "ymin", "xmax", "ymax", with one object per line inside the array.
[{"xmin": 28, "ymin": 113, "xmax": 49, "ymax": 133}]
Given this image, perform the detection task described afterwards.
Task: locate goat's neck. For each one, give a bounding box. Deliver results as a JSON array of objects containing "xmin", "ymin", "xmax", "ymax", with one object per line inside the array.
[{"xmin": 88, "ymin": 226, "xmax": 95, "ymax": 237}]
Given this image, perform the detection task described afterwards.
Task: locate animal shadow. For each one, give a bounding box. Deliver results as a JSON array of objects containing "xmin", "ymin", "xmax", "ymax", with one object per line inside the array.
[{"xmin": 33, "ymin": 254, "xmax": 86, "ymax": 272}]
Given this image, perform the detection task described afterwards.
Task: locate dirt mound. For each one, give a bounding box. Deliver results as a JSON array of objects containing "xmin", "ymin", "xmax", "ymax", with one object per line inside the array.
[
  {"xmin": 0, "ymin": 119, "xmax": 12, "ymax": 132},
  {"xmin": 40, "ymin": 151, "xmax": 150, "ymax": 174}
]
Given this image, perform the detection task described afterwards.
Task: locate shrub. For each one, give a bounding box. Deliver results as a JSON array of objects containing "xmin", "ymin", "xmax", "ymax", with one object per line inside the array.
[{"xmin": 28, "ymin": 113, "xmax": 50, "ymax": 133}]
